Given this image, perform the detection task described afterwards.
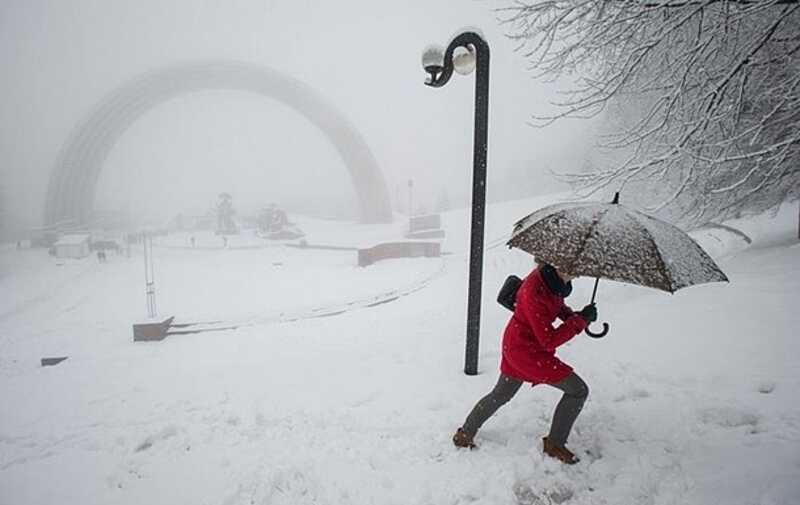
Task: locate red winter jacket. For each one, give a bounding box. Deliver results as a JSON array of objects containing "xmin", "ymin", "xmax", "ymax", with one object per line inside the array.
[{"xmin": 500, "ymin": 267, "xmax": 587, "ymax": 384}]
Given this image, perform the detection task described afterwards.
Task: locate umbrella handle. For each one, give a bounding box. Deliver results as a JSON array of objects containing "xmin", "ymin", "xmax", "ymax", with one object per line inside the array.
[
  {"xmin": 585, "ymin": 321, "xmax": 609, "ymax": 339},
  {"xmin": 584, "ymin": 277, "xmax": 608, "ymax": 337}
]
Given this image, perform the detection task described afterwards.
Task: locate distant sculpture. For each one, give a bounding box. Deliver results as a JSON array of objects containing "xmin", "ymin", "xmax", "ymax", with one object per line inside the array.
[
  {"xmin": 216, "ymin": 193, "xmax": 238, "ymax": 235},
  {"xmin": 258, "ymin": 204, "xmax": 287, "ymax": 233},
  {"xmin": 257, "ymin": 204, "xmax": 304, "ymax": 240},
  {"xmin": 257, "ymin": 205, "xmax": 274, "ymax": 234},
  {"xmin": 272, "ymin": 208, "xmax": 288, "ymax": 231}
]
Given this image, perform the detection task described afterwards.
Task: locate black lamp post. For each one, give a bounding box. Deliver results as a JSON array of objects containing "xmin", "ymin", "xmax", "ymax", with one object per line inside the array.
[{"xmin": 422, "ymin": 31, "xmax": 490, "ymax": 376}]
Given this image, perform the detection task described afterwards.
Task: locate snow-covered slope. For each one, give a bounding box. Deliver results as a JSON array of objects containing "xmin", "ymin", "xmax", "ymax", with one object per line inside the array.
[{"xmin": 0, "ymin": 198, "xmax": 798, "ymax": 505}]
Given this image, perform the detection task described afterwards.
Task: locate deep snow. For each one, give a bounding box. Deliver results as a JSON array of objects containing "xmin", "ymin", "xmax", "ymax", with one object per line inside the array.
[{"xmin": 1, "ymin": 195, "xmax": 799, "ymax": 505}]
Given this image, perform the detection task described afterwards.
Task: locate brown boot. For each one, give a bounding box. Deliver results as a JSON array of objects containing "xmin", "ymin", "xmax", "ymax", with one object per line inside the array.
[
  {"xmin": 542, "ymin": 437, "xmax": 579, "ymax": 464},
  {"xmin": 452, "ymin": 428, "xmax": 476, "ymax": 449}
]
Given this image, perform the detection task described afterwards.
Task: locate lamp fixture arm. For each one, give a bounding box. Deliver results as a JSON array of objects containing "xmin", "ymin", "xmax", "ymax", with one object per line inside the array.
[{"xmin": 425, "ymin": 32, "xmax": 488, "ymax": 88}]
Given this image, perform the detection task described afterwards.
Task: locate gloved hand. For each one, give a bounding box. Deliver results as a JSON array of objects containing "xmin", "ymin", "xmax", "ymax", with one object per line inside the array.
[{"xmin": 578, "ymin": 303, "xmax": 598, "ymax": 323}]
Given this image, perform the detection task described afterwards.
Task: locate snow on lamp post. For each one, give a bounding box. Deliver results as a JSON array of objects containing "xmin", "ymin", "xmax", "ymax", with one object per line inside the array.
[{"xmin": 422, "ymin": 31, "xmax": 489, "ymax": 376}]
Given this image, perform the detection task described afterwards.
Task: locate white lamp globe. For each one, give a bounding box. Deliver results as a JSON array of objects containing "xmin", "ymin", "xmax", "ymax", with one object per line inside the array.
[
  {"xmin": 453, "ymin": 45, "xmax": 476, "ymax": 75},
  {"xmin": 422, "ymin": 45, "xmax": 445, "ymax": 71}
]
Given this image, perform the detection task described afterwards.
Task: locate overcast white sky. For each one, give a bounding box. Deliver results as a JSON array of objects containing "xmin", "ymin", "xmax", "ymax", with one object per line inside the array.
[{"xmin": 0, "ymin": 0, "xmax": 598, "ymax": 227}]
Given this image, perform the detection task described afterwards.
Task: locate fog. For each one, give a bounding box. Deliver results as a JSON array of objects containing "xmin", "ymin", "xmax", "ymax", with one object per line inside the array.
[{"xmin": 0, "ymin": 0, "xmax": 597, "ymax": 233}]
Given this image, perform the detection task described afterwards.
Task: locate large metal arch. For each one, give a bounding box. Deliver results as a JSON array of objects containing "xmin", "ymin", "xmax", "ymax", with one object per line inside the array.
[{"xmin": 44, "ymin": 61, "xmax": 393, "ymax": 226}]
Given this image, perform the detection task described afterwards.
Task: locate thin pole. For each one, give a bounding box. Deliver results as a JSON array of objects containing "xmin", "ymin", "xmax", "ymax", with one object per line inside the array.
[
  {"xmin": 143, "ymin": 232, "xmax": 157, "ymax": 318},
  {"xmin": 143, "ymin": 233, "xmax": 149, "ymax": 317},
  {"xmin": 464, "ymin": 38, "xmax": 490, "ymax": 376},
  {"xmin": 142, "ymin": 233, "xmax": 148, "ymax": 284},
  {"xmin": 149, "ymin": 235, "xmax": 156, "ymax": 317},
  {"xmin": 588, "ymin": 193, "xmax": 616, "ymax": 304},
  {"xmin": 424, "ymin": 32, "xmax": 490, "ymax": 376},
  {"xmin": 408, "ymin": 179, "xmax": 414, "ymax": 218},
  {"xmin": 590, "ymin": 277, "xmax": 600, "ymax": 304}
]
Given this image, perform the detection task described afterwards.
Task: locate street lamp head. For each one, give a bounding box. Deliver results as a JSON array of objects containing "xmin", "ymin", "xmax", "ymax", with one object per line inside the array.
[
  {"xmin": 453, "ymin": 44, "xmax": 476, "ymax": 75},
  {"xmin": 422, "ymin": 45, "xmax": 445, "ymax": 84}
]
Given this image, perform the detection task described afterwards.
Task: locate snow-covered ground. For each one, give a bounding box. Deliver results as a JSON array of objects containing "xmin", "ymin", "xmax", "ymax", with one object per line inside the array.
[{"xmin": 1, "ymin": 196, "xmax": 798, "ymax": 505}]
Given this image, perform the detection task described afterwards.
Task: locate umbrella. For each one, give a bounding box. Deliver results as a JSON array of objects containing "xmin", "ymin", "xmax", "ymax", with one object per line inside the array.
[{"xmin": 507, "ymin": 193, "xmax": 728, "ymax": 337}]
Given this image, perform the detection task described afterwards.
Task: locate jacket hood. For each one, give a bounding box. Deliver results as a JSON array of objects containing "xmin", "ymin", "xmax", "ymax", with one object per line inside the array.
[{"xmin": 540, "ymin": 264, "xmax": 573, "ymax": 298}]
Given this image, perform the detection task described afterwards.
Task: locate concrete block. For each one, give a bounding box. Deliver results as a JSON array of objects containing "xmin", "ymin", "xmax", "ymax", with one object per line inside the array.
[
  {"xmin": 409, "ymin": 214, "xmax": 441, "ymax": 233},
  {"xmin": 41, "ymin": 357, "xmax": 68, "ymax": 367},
  {"xmin": 133, "ymin": 316, "xmax": 175, "ymax": 342}
]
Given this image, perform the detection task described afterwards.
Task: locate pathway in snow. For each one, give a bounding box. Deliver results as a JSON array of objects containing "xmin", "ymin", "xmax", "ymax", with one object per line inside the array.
[{"xmin": 171, "ymin": 255, "xmax": 446, "ymax": 333}]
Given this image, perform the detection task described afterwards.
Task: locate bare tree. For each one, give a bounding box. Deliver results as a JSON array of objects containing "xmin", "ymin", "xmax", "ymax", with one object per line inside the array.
[{"xmin": 497, "ymin": 0, "xmax": 800, "ymax": 228}]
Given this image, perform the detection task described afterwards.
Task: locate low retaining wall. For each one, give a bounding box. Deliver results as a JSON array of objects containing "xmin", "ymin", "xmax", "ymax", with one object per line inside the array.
[{"xmin": 358, "ymin": 241, "xmax": 441, "ymax": 267}]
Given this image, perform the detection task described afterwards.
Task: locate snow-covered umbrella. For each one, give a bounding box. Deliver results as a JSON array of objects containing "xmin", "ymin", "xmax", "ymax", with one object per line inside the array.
[{"xmin": 507, "ymin": 193, "xmax": 728, "ymax": 337}]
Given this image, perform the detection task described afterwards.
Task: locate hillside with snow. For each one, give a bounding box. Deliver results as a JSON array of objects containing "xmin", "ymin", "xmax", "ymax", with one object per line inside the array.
[{"xmin": 1, "ymin": 195, "xmax": 798, "ymax": 505}]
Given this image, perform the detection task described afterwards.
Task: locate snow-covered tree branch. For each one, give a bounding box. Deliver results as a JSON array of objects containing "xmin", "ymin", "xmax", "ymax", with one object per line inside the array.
[{"xmin": 497, "ymin": 0, "xmax": 800, "ymax": 227}]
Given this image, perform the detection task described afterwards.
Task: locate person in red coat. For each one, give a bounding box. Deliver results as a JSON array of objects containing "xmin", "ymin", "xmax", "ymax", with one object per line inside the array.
[{"xmin": 452, "ymin": 262, "xmax": 597, "ymax": 464}]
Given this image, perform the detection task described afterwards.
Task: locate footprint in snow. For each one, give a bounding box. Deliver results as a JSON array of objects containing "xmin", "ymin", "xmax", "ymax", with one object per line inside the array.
[
  {"xmin": 612, "ymin": 389, "xmax": 651, "ymax": 402},
  {"xmin": 697, "ymin": 406, "xmax": 760, "ymax": 432},
  {"xmin": 513, "ymin": 482, "xmax": 574, "ymax": 505},
  {"xmin": 757, "ymin": 381, "xmax": 776, "ymax": 394},
  {"xmin": 348, "ymin": 391, "xmax": 380, "ymax": 408},
  {"xmin": 134, "ymin": 425, "xmax": 178, "ymax": 452},
  {"xmin": 582, "ymin": 440, "xmax": 603, "ymax": 463},
  {"xmin": 263, "ymin": 466, "xmax": 320, "ymax": 504}
]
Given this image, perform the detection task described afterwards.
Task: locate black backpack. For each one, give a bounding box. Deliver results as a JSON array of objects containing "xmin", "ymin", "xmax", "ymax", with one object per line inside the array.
[{"xmin": 497, "ymin": 275, "xmax": 522, "ymax": 312}]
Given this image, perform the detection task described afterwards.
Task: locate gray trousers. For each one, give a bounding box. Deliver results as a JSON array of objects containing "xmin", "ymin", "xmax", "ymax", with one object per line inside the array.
[{"xmin": 461, "ymin": 373, "xmax": 589, "ymax": 446}]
